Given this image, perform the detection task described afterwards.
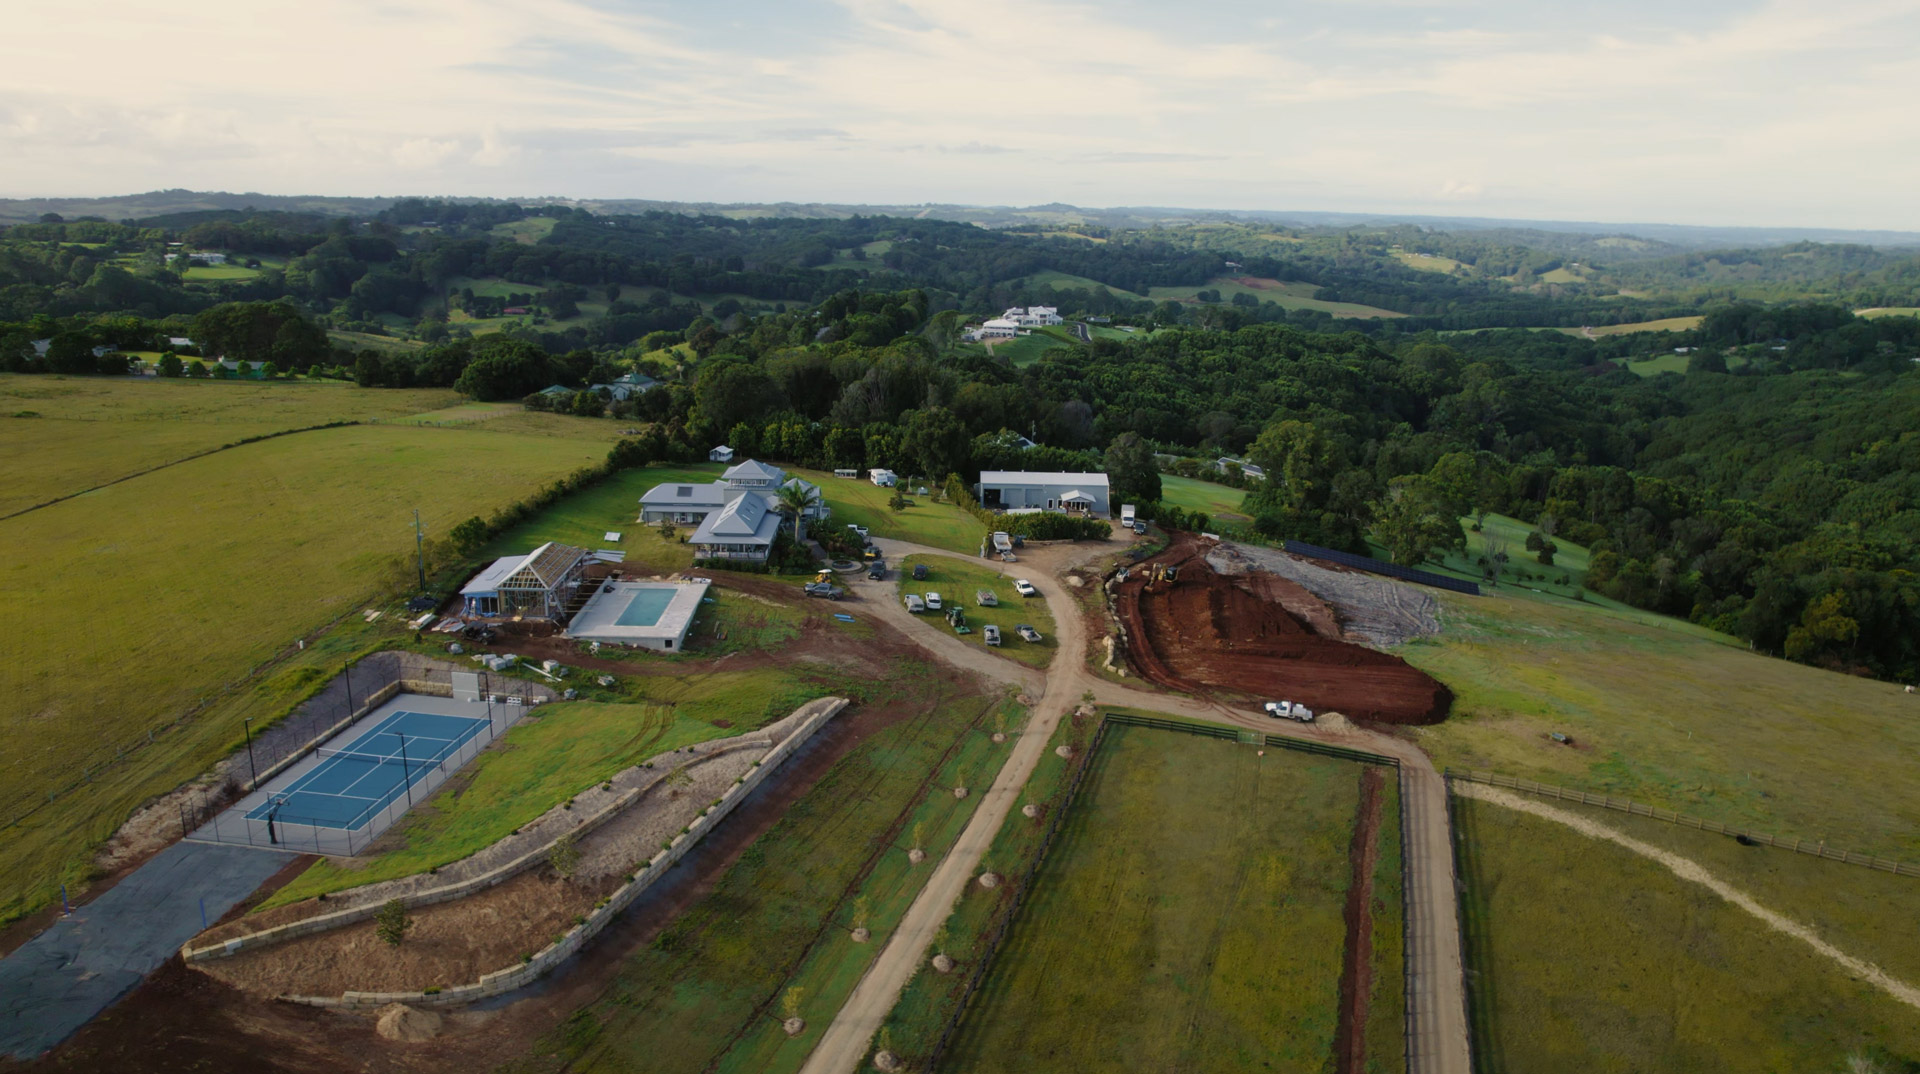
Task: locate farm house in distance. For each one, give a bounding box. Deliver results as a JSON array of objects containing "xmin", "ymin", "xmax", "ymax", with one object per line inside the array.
[
  {"xmin": 459, "ymin": 542, "xmax": 594, "ymax": 621},
  {"xmin": 977, "ymin": 471, "xmax": 1112, "ymax": 517}
]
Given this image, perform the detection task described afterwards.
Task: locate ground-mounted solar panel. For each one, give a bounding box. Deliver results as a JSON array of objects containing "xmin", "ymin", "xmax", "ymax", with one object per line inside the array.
[{"xmin": 1282, "ymin": 540, "xmax": 1482, "ymax": 596}]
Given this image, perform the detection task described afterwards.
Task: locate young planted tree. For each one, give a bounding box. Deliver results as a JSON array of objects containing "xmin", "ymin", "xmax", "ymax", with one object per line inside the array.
[
  {"xmin": 375, "ymin": 898, "xmax": 413, "ymax": 947},
  {"xmin": 549, "ymin": 832, "xmax": 581, "ymax": 879}
]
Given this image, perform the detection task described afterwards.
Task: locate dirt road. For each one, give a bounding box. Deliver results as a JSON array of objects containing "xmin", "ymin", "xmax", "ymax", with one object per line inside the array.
[{"xmin": 802, "ymin": 537, "xmax": 1472, "ymax": 1074}]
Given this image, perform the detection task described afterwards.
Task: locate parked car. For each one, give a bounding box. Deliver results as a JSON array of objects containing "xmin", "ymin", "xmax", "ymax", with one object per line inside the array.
[
  {"xmin": 847, "ymin": 524, "xmax": 870, "ymax": 539},
  {"xmin": 904, "ymin": 594, "xmax": 926, "ymax": 613},
  {"xmin": 1264, "ymin": 700, "xmax": 1315, "ymax": 723},
  {"xmin": 803, "ymin": 581, "xmax": 844, "ymax": 600},
  {"xmin": 983, "ymin": 624, "xmax": 1001, "ymax": 646},
  {"xmin": 976, "ymin": 589, "xmax": 998, "ymax": 607},
  {"xmin": 862, "ymin": 545, "xmax": 882, "ymax": 560},
  {"xmin": 925, "ymin": 592, "xmax": 943, "ymax": 611},
  {"xmin": 867, "ymin": 562, "xmax": 886, "ymax": 580},
  {"xmin": 1016, "ymin": 624, "xmax": 1042, "ymax": 642},
  {"xmin": 1132, "ymin": 521, "xmax": 1148, "ymax": 535},
  {"xmin": 1014, "ymin": 579, "xmax": 1037, "ymax": 597},
  {"xmin": 912, "ymin": 563, "xmax": 930, "ymax": 581}
]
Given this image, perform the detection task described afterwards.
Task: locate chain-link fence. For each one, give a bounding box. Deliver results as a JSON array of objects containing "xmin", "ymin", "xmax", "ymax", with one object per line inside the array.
[{"xmin": 179, "ymin": 653, "xmax": 553, "ymax": 846}]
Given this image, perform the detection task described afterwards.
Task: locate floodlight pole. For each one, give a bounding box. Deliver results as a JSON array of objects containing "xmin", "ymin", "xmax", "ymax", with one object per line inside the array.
[
  {"xmin": 243, "ymin": 717, "xmax": 258, "ymax": 790},
  {"xmin": 413, "ymin": 509, "xmax": 427, "ymax": 591},
  {"xmin": 398, "ymin": 732, "xmax": 413, "ymax": 807}
]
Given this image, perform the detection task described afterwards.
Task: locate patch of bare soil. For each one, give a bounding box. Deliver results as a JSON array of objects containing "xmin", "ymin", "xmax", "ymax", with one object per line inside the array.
[
  {"xmin": 1118, "ymin": 535, "xmax": 1452, "ymax": 723},
  {"xmin": 197, "ymin": 746, "xmax": 761, "ymax": 996},
  {"xmin": 1332, "ymin": 766, "xmax": 1386, "ymax": 1074}
]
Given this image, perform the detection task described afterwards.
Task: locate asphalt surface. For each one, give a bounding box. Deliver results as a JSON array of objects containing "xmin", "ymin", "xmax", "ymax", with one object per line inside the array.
[
  {"xmin": 803, "ymin": 536, "xmax": 1472, "ymax": 1074},
  {"xmin": 0, "ymin": 840, "xmax": 292, "ymax": 1060}
]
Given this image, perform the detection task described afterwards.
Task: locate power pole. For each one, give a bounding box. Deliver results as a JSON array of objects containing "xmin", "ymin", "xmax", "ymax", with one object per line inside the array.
[{"xmin": 413, "ymin": 509, "xmax": 427, "ymax": 591}]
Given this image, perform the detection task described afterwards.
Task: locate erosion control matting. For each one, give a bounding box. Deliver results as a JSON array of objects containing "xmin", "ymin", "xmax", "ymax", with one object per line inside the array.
[{"xmin": 1114, "ymin": 534, "xmax": 1452, "ymax": 724}]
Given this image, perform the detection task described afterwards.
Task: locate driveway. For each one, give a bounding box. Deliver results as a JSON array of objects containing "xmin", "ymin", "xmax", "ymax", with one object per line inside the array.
[{"xmin": 0, "ymin": 841, "xmax": 293, "ymax": 1059}]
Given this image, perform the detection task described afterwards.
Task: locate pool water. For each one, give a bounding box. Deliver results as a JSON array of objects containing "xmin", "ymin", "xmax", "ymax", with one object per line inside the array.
[{"xmin": 615, "ymin": 587, "xmax": 677, "ymax": 627}]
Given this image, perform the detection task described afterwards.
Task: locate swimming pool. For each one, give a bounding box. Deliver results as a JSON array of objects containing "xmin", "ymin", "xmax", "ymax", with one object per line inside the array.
[{"xmin": 615, "ymin": 586, "xmax": 678, "ymax": 627}]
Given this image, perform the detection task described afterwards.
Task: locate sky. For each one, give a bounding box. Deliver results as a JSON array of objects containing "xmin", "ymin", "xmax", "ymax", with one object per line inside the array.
[{"xmin": 4, "ymin": 0, "xmax": 1919, "ymax": 228}]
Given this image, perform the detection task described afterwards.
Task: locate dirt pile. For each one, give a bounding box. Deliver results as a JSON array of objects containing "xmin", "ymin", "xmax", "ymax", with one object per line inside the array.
[
  {"xmin": 375, "ymin": 1002, "xmax": 442, "ymax": 1042},
  {"xmin": 1114, "ymin": 535, "xmax": 1452, "ymax": 724}
]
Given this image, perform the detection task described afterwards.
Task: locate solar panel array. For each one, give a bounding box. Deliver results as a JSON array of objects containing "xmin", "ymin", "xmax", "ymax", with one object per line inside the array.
[{"xmin": 1282, "ymin": 540, "xmax": 1483, "ymax": 596}]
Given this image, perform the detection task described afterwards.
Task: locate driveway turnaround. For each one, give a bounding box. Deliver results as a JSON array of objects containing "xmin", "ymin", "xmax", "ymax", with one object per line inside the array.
[{"xmin": 0, "ymin": 840, "xmax": 292, "ymax": 1060}]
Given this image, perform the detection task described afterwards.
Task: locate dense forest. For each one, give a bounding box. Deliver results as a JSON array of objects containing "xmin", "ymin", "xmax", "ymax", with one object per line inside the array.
[{"xmin": 3, "ymin": 202, "xmax": 1918, "ymax": 682}]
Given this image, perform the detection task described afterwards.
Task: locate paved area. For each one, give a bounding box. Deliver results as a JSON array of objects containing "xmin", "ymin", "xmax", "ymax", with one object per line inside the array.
[
  {"xmin": 804, "ymin": 535, "xmax": 1473, "ymax": 1074},
  {"xmin": 0, "ymin": 840, "xmax": 292, "ymax": 1060}
]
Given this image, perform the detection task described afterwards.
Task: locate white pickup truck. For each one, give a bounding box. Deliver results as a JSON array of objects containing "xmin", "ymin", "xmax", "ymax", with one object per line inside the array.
[{"xmin": 1263, "ymin": 700, "xmax": 1315, "ymax": 723}]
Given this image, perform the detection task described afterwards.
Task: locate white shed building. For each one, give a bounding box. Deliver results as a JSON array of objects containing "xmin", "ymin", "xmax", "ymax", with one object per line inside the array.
[{"xmin": 977, "ymin": 471, "xmax": 1111, "ymax": 518}]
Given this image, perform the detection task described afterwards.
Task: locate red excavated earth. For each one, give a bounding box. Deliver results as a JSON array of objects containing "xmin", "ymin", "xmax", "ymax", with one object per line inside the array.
[{"xmin": 1115, "ymin": 535, "xmax": 1452, "ymax": 724}]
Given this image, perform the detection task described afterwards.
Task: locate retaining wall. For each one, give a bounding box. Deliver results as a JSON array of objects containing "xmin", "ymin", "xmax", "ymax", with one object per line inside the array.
[{"xmin": 194, "ymin": 696, "xmax": 847, "ymax": 1009}]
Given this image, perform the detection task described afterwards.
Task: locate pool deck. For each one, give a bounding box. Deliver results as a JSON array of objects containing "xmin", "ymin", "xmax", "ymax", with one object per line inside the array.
[{"xmin": 568, "ymin": 579, "xmax": 710, "ymax": 649}]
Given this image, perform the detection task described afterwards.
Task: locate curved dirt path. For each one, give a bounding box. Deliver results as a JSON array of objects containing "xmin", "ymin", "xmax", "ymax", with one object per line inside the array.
[
  {"xmin": 802, "ymin": 537, "xmax": 1472, "ymax": 1074},
  {"xmin": 1457, "ymin": 782, "xmax": 1920, "ymax": 1011}
]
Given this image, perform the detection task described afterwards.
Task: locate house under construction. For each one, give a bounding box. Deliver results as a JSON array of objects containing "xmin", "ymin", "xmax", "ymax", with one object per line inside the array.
[{"xmin": 459, "ymin": 542, "xmax": 595, "ymax": 622}]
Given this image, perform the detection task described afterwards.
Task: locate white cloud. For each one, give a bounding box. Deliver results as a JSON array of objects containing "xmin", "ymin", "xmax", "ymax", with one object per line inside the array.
[{"xmin": 0, "ymin": 0, "xmax": 1916, "ymax": 226}]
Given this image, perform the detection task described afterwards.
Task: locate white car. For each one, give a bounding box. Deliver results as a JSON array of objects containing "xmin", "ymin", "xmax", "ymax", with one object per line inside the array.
[
  {"xmin": 1014, "ymin": 579, "xmax": 1037, "ymax": 597},
  {"xmin": 925, "ymin": 592, "xmax": 943, "ymax": 611},
  {"xmin": 1264, "ymin": 700, "xmax": 1315, "ymax": 723}
]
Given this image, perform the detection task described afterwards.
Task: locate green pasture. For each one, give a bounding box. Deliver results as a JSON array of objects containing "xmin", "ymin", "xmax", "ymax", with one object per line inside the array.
[
  {"xmin": 1391, "ymin": 250, "xmax": 1466, "ymax": 274},
  {"xmin": 897, "ymin": 555, "xmax": 1057, "ymax": 668},
  {"xmin": 709, "ymin": 695, "xmax": 1025, "ymax": 1074},
  {"xmin": 0, "ymin": 375, "xmax": 457, "ymax": 516},
  {"xmin": 490, "ymin": 218, "xmax": 557, "ymax": 245},
  {"xmin": 939, "ymin": 726, "xmax": 1368, "ymax": 1073},
  {"xmin": 183, "ymin": 263, "xmax": 262, "ymax": 282},
  {"xmin": 1157, "ymin": 472, "xmax": 1249, "ymax": 521},
  {"xmin": 260, "ymin": 666, "xmax": 829, "ymax": 908},
  {"xmin": 875, "ymin": 706, "xmax": 1103, "ymax": 1065},
  {"xmin": 328, "ymin": 329, "xmax": 426, "ymax": 353},
  {"xmin": 0, "ymin": 421, "xmax": 611, "ymax": 922},
  {"xmin": 1011, "ymin": 269, "xmax": 1147, "ymax": 301},
  {"xmin": 1553, "ymin": 316, "xmax": 1705, "ymax": 338},
  {"xmin": 958, "ymin": 331, "xmax": 1075, "ymax": 367},
  {"xmin": 1148, "ymin": 276, "xmax": 1406, "ymax": 319},
  {"xmin": 515, "ymin": 671, "xmax": 1004, "ymax": 1074},
  {"xmin": 1455, "ymin": 795, "xmax": 1920, "ymax": 1072},
  {"xmin": 1403, "ymin": 588, "xmax": 1920, "ymax": 859},
  {"xmin": 1364, "ymin": 776, "xmax": 1405, "ymax": 1074},
  {"xmin": 450, "ymin": 274, "xmax": 549, "ymax": 298},
  {"xmin": 791, "ymin": 467, "xmax": 985, "ymax": 555},
  {"xmin": 1857, "ymin": 307, "xmax": 1920, "ymax": 319}
]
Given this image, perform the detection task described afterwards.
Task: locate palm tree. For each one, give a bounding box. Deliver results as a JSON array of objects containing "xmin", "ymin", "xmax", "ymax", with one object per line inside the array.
[{"xmin": 775, "ymin": 481, "xmax": 821, "ymax": 544}]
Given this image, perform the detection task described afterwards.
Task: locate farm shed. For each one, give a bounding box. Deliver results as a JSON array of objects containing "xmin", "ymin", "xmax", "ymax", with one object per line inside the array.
[{"xmin": 977, "ymin": 470, "xmax": 1112, "ymax": 517}]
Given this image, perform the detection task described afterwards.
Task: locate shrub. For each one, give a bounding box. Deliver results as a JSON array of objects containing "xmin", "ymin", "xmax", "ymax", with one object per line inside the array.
[
  {"xmin": 549, "ymin": 833, "xmax": 581, "ymax": 878},
  {"xmin": 375, "ymin": 898, "xmax": 413, "ymax": 947}
]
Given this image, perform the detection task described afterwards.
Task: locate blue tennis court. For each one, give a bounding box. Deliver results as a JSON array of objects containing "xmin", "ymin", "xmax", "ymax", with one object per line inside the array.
[{"xmin": 246, "ymin": 709, "xmax": 490, "ymax": 831}]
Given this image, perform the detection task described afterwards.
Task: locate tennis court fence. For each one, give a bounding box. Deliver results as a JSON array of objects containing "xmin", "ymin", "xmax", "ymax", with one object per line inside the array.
[{"xmin": 177, "ymin": 652, "xmax": 552, "ymax": 850}]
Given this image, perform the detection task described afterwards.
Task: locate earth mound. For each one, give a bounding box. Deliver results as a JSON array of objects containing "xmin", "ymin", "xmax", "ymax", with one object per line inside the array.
[{"xmin": 1114, "ymin": 534, "xmax": 1452, "ymax": 724}]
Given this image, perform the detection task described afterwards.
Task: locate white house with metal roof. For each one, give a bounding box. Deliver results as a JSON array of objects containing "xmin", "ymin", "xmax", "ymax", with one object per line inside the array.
[
  {"xmin": 689, "ymin": 489, "xmax": 782, "ymax": 561},
  {"xmin": 976, "ymin": 470, "xmax": 1111, "ymax": 517},
  {"xmin": 638, "ymin": 459, "xmax": 829, "ymax": 533}
]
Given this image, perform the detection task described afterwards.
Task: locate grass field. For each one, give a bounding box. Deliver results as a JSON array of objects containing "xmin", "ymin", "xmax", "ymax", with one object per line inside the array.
[
  {"xmin": 1012, "ymin": 269, "xmax": 1147, "ymax": 301},
  {"xmin": 1402, "ymin": 589, "xmax": 1920, "ymax": 858},
  {"xmin": 512, "ymin": 670, "xmax": 1008, "ymax": 1074},
  {"xmin": 328, "ymin": 329, "xmax": 426, "ymax": 353},
  {"xmin": 956, "ymin": 330, "xmax": 1079, "ymax": 367},
  {"xmin": 792, "ymin": 467, "xmax": 986, "ymax": 555},
  {"xmin": 0, "ymin": 376, "xmax": 459, "ymax": 516},
  {"xmin": 1554, "ymin": 316, "xmax": 1705, "ymax": 337},
  {"xmin": 259, "ymin": 666, "xmax": 833, "ymax": 907},
  {"xmin": 490, "ymin": 218, "xmax": 557, "ymax": 245},
  {"xmin": 897, "ymin": 555, "xmax": 1057, "ymax": 668},
  {"xmin": 0, "ymin": 416, "xmax": 616, "ymax": 921},
  {"xmin": 1158, "ymin": 473, "xmax": 1249, "ymax": 521},
  {"xmin": 1455, "ymin": 794, "xmax": 1920, "ymax": 1072},
  {"xmin": 1857, "ymin": 307, "xmax": 1920, "ymax": 319},
  {"xmin": 1148, "ymin": 277, "xmax": 1407, "ymax": 319},
  {"xmin": 1392, "ymin": 251, "xmax": 1466, "ymax": 274},
  {"xmin": 939, "ymin": 727, "xmax": 1369, "ymax": 1073}
]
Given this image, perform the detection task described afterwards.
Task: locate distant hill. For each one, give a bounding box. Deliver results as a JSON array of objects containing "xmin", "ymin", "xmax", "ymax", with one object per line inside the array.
[{"xmin": 7, "ymin": 190, "xmax": 1919, "ymax": 251}]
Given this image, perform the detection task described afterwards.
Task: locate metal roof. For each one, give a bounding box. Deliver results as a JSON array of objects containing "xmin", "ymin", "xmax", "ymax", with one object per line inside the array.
[{"xmin": 978, "ymin": 471, "xmax": 1110, "ymax": 487}]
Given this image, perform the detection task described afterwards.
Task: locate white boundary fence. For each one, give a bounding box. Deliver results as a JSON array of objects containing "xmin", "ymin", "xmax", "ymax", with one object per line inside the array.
[{"xmin": 183, "ymin": 696, "xmax": 849, "ymax": 1009}]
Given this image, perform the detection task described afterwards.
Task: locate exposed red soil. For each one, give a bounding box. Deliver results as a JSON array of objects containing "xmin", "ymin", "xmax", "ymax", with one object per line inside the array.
[
  {"xmin": 1332, "ymin": 766, "xmax": 1386, "ymax": 1074},
  {"xmin": 6, "ymin": 661, "xmax": 978, "ymax": 1074},
  {"xmin": 1114, "ymin": 534, "xmax": 1452, "ymax": 723}
]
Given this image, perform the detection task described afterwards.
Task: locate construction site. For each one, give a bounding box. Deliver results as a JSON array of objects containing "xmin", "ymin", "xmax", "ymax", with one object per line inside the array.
[{"xmin": 1110, "ymin": 534, "xmax": 1455, "ymax": 724}]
